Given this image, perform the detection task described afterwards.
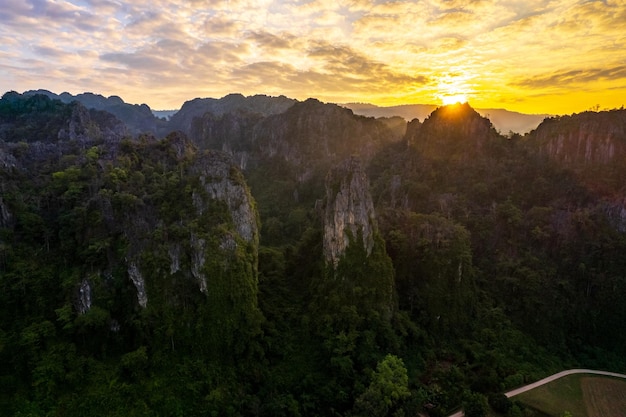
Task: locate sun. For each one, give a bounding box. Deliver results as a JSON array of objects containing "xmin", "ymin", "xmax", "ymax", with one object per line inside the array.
[
  {"xmin": 441, "ymin": 93, "xmax": 468, "ymax": 105},
  {"xmin": 434, "ymin": 71, "xmax": 473, "ymax": 106}
]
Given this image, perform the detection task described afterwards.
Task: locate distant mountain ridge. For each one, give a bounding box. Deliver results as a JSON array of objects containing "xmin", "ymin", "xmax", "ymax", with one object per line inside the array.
[
  {"xmin": 22, "ymin": 89, "xmax": 165, "ymax": 135},
  {"xmin": 0, "ymin": 91, "xmax": 129, "ymax": 144},
  {"xmin": 8, "ymin": 89, "xmax": 625, "ymax": 192},
  {"xmin": 187, "ymin": 97, "xmax": 401, "ymax": 179},
  {"xmin": 17, "ymin": 89, "xmax": 547, "ymax": 135},
  {"xmin": 405, "ymin": 102, "xmax": 500, "ymax": 160},
  {"xmin": 168, "ymin": 93, "xmax": 297, "ymax": 134},
  {"xmin": 343, "ymin": 102, "xmax": 551, "ymax": 134}
]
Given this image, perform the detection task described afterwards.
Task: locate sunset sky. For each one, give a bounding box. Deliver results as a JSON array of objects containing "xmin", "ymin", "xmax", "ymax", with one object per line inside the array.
[{"xmin": 1, "ymin": 0, "xmax": 625, "ymax": 114}]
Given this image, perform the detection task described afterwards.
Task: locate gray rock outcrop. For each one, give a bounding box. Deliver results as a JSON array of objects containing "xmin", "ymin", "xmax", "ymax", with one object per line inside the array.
[
  {"xmin": 323, "ymin": 157, "xmax": 376, "ymax": 267},
  {"xmin": 191, "ymin": 151, "xmax": 259, "ymax": 245},
  {"xmin": 530, "ymin": 109, "xmax": 626, "ymax": 166},
  {"xmin": 169, "ymin": 93, "xmax": 296, "ymax": 135}
]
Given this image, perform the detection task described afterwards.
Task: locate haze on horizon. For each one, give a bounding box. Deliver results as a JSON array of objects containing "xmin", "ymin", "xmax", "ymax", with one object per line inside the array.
[{"xmin": 1, "ymin": 0, "xmax": 625, "ymax": 114}]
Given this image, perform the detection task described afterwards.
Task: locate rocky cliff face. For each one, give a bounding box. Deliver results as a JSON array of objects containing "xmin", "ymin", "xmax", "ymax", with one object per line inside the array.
[
  {"xmin": 529, "ymin": 109, "xmax": 626, "ymax": 166},
  {"xmin": 601, "ymin": 198, "xmax": 626, "ymax": 232},
  {"xmin": 168, "ymin": 93, "xmax": 296, "ymax": 135},
  {"xmin": 191, "ymin": 151, "xmax": 259, "ymax": 245},
  {"xmin": 60, "ymin": 103, "xmax": 129, "ymax": 143},
  {"xmin": 24, "ymin": 89, "xmax": 163, "ymax": 135},
  {"xmin": 404, "ymin": 118, "xmax": 422, "ymax": 143},
  {"xmin": 321, "ymin": 156, "xmax": 397, "ymax": 319},
  {"xmin": 253, "ymin": 98, "xmax": 398, "ymax": 169},
  {"xmin": 190, "ymin": 98, "xmax": 400, "ymax": 185},
  {"xmin": 184, "ymin": 98, "xmax": 402, "ymax": 228},
  {"xmin": 323, "ymin": 157, "xmax": 377, "ymax": 267},
  {"xmin": 0, "ymin": 196, "xmax": 11, "ymax": 229},
  {"xmin": 0, "ymin": 100, "xmax": 261, "ymax": 353},
  {"xmin": 526, "ymin": 109, "xmax": 626, "ymax": 211},
  {"xmin": 0, "ymin": 149, "xmax": 16, "ymax": 229},
  {"xmin": 189, "ymin": 109, "xmax": 263, "ymax": 170},
  {"xmin": 370, "ymin": 116, "xmax": 407, "ymax": 141},
  {"xmin": 114, "ymin": 139, "xmax": 260, "ymax": 308},
  {"xmin": 185, "ymin": 150, "xmax": 259, "ymax": 295},
  {"xmin": 0, "ymin": 92, "xmax": 129, "ymax": 145}
]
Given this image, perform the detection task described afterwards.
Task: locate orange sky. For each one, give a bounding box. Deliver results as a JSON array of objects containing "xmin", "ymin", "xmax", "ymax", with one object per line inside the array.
[{"xmin": 1, "ymin": 0, "xmax": 625, "ymax": 114}]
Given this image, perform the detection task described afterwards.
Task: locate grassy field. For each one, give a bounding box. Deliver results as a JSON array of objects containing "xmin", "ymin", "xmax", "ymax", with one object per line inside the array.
[
  {"xmin": 581, "ymin": 377, "xmax": 626, "ymax": 417},
  {"xmin": 514, "ymin": 374, "xmax": 626, "ymax": 417}
]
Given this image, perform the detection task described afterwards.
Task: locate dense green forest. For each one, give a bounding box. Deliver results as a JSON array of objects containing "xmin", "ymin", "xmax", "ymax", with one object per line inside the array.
[{"xmin": 1, "ymin": 93, "xmax": 625, "ymax": 416}]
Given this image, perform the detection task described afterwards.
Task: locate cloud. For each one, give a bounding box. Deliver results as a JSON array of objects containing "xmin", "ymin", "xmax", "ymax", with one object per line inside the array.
[
  {"xmin": 33, "ymin": 45, "xmax": 68, "ymax": 59},
  {"xmin": 0, "ymin": 0, "xmax": 31, "ymax": 21},
  {"xmin": 515, "ymin": 66, "xmax": 626, "ymax": 89},
  {"xmin": 83, "ymin": 0, "xmax": 121, "ymax": 14},
  {"xmin": 432, "ymin": 36, "xmax": 468, "ymax": 52},
  {"xmin": 231, "ymin": 61, "xmax": 297, "ymax": 84},
  {"xmin": 314, "ymin": 10, "xmax": 346, "ymax": 26},
  {"xmin": 125, "ymin": 10, "xmax": 164, "ymax": 31},
  {"xmin": 307, "ymin": 42, "xmax": 395, "ymax": 78},
  {"xmin": 203, "ymin": 14, "xmax": 242, "ymax": 37},
  {"xmin": 229, "ymin": 58, "xmax": 424, "ymax": 102},
  {"xmin": 195, "ymin": 41, "xmax": 249, "ymax": 64},
  {"xmin": 101, "ymin": 52, "xmax": 177, "ymax": 72},
  {"xmin": 429, "ymin": 10, "xmax": 475, "ymax": 27},
  {"xmin": 99, "ymin": 36, "xmax": 251, "ymax": 75},
  {"xmin": 26, "ymin": 0, "xmax": 103, "ymax": 32},
  {"xmin": 0, "ymin": 0, "xmax": 625, "ymax": 111},
  {"xmin": 101, "ymin": 35, "xmax": 192, "ymax": 66},
  {"xmin": 296, "ymin": 0, "xmax": 342, "ymax": 14},
  {"xmin": 246, "ymin": 31, "xmax": 297, "ymax": 50}
]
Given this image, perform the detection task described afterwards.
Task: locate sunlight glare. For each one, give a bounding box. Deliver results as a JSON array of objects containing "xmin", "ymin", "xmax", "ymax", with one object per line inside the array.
[
  {"xmin": 441, "ymin": 93, "xmax": 468, "ymax": 105},
  {"xmin": 435, "ymin": 71, "xmax": 473, "ymax": 106}
]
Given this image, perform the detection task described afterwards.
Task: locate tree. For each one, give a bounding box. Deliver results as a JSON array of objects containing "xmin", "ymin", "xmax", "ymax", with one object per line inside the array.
[
  {"xmin": 488, "ymin": 392, "xmax": 512, "ymax": 414},
  {"xmin": 352, "ymin": 354, "xmax": 410, "ymax": 417},
  {"xmin": 462, "ymin": 391, "xmax": 488, "ymax": 417}
]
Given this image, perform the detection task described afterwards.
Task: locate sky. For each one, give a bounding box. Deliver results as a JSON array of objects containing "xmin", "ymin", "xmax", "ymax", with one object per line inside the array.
[{"xmin": 1, "ymin": 0, "xmax": 625, "ymax": 114}]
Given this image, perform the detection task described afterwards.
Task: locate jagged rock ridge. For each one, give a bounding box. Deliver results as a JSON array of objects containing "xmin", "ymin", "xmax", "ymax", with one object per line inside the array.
[
  {"xmin": 22, "ymin": 89, "xmax": 163, "ymax": 135},
  {"xmin": 0, "ymin": 92, "xmax": 129, "ymax": 144},
  {"xmin": 344, "ymin": 102, "xmax": 549, "ymax": 134},
  {"xmin": 115, "ymin": 139, "xmax": 260, "ymax": 307},
  {"xmin": 189, "ymin": 109, "xmax": 263, "ymax": 170},
  {"xmin": 528, "ymin": 108, "xmax": 626, "ymax": 166},
  {"xmin": 191, "ymin": 151, "xmax": 259, "ymax": 244},
  {"xmin": 323, "ymin": 157, "xmax": 377, "ymax": 267},
  {"xmin": 320, "ymin": 156, "xmax": 397, "ymax": 321},
  {"xmin": 525, "ymin": 109, "xmax": 626, "ymax": 222},
  {"xmin": 169, "ymin": 93, "xmax": 296, "ymax": 135},
  {"xmin": 191, "ymin": 98, "xmax": 402, "ymax": 180},
  {"xmin": 407, "ymin": 103, "xmax": 499, "ymax": 159}
]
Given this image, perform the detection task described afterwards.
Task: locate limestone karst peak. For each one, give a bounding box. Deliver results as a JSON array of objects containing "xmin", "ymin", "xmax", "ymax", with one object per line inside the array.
[{"xmin": 323, "ymin": 156, "xmax": 377, "ymax": 267}]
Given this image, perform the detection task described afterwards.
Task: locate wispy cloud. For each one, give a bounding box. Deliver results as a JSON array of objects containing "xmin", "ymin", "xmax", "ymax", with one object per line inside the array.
[{"xmin": 515, "ymin": 66, "xmax": 626, "ymax": 89}]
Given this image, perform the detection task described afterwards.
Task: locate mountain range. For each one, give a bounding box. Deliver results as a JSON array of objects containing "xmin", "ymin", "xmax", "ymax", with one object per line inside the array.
[
  {"xmin": 1, "ymin": 89, "xmax": 626, "ymax": 417},
  {"xmin": 22, "ymin": 89, "xmax": 549, "ymax": 135},
  {"xmin": 21, "ymin": 89, "xmax": 167, "ymax": 135},
  {"xmin": 343, "ymin": 102, "xmax": 551, "ymax": 134}
]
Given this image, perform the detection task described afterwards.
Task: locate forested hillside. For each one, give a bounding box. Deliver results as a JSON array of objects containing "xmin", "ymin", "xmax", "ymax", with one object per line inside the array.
[{"xmin": 1, "ymin": 92, "xmax": 625, "ymax": 417}]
